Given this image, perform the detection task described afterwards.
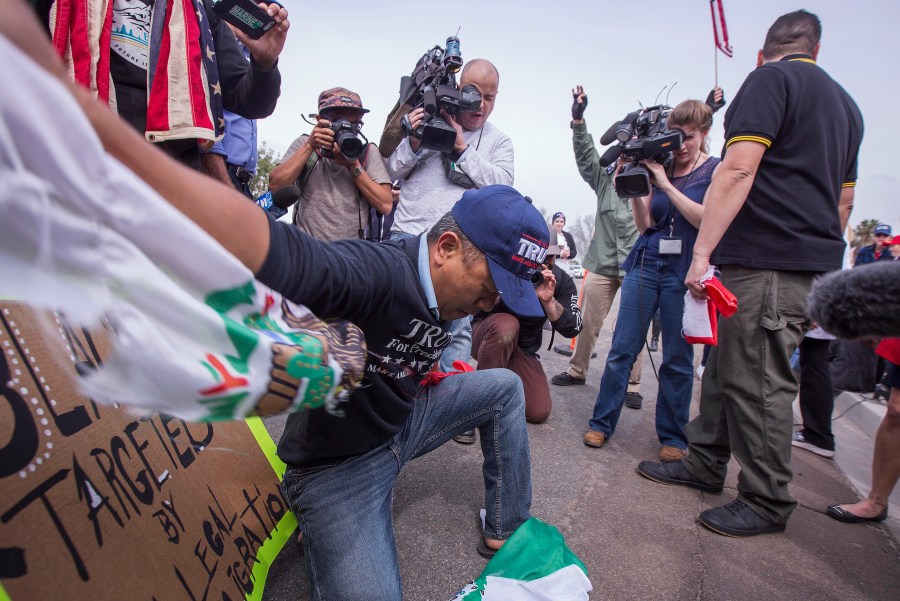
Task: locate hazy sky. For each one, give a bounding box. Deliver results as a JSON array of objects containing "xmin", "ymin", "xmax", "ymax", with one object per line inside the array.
[{"xmin": 257, "ymin": 1, "xmax": 898, "ymax": 234}]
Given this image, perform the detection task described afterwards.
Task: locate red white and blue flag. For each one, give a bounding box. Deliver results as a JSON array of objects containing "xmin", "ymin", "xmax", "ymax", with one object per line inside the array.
[{"xmin": 710, "ymin": 0, "xmax": 733, "ymax": 57}]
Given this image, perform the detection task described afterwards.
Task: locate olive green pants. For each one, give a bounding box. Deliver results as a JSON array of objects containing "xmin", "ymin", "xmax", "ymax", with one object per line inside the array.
[{"xmin": 683, "ymin": 267, "xmax": 814, "ymax": 524}]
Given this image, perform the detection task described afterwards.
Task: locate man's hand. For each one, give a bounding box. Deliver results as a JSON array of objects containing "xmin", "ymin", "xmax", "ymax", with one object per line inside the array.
[
  {"xmin": 404, "ymin": 107, "xmax": 427, "ymax": 152},
  {"xmin": 535, "ymin": 265, "xmax": 557, "ymax": 303},
  {"xmin": 571, "ymin": 85, "xmax": 588, "ymax": 121},
  {"xmin": 441, "ymin": 110, "xmax": 468, "ymax": 154},
  {"xmin": 705, "ymin": 86, "xmax": 726, "ymax": 113},
  {"xmin": 560, "ymin": 246, "xmax": 570, "ymax": 260},
  {"xmin": 685, "ymin": 256, "xmax": 711, "ymax": 300},
  {"xmin": 235, "ymin": 2, "xmax": 290, "ymax": 71},
  {"xmin": 306, "ymin": 119, "xmax": 335, "ymax": 155}
]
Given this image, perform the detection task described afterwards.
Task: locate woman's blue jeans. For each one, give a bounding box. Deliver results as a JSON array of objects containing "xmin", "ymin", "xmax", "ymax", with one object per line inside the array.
[
  {"xmin": 280, "ymin": 368, "xmax": 532, "ymax": 600},
  {"xmin": 588, "ymin": 258, "xmax": 694, "ymax": 449}
]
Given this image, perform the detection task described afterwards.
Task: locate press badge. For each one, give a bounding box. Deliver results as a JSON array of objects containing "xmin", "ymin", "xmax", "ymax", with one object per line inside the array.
[{"xmin": 658, "ymin": 236, "xmax": 683, "ymax": 255}]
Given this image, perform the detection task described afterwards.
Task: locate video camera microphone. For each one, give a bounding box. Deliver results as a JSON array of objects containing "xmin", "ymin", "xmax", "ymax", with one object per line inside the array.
[
  {"xmin": 598, "ymin": 145, "xmax": 622, "ymax": 168},
  {"xmin": 808, "ymin": 262, "xmax": 900, "ymax": 339},
  {"xmin": 599, "ymin": 121, "xmax": 622, "ymax": 146},
  {"xmin": 256, "ymin": 185, "xmax": 302, "ymax": 220}
]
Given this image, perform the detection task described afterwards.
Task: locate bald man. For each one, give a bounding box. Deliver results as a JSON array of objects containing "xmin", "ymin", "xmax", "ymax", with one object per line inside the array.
[{"xmin": 386, "ymin": 58, "xmax": 514, "ymax": 379}]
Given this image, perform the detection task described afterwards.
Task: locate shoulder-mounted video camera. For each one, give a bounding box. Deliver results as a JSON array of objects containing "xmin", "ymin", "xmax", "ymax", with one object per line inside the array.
[
  {"xmin": 396, "ymin": 36, "xmax": 482, "ymax": 153},
  {"xmin": 598, "ymin": 105, "xmax": 684, "ymax": 198}
]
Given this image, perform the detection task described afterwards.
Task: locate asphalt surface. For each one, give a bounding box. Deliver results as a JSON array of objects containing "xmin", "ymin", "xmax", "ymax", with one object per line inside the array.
[{"xmin": 261, "ymin": 294, "xmax": 900, "ymax": 601}]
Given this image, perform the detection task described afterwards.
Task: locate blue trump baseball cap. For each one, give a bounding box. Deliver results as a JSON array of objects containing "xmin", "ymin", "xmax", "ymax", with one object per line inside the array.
[
  {"xmin": 874, "ymin": 223, "xmax": 892, "ymax": 236},
  {"xmin": 452, "ymin": 185, "xmax": 550, "ymax": 317}
]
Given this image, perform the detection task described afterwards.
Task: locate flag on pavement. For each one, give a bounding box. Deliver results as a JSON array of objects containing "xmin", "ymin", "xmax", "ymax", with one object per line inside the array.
[
  {"xmin": 0, "ymin": 33, "xmax": 366, "ymax": 422},
  {"xmin": 709, "ymin": 0, "xmax": 734, "ymax": 57},
  {"xmin": 450, "ymin": 518, "xmax": 592, "ymax": 601}
]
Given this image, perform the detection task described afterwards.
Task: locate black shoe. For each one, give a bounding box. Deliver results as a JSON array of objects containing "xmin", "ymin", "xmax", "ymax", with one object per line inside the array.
[
  {"xmin": 453, "ymin": 430, "xmax": 476, "ymax": 444},
  {"xmin": 699, "ymin": 500, "xmax": 786, "ymax": 537},
  {"xmin": 624, "ymin": 392, "xmax": 643, "ymax": 410},
  {"xmin": 649, "ymin": 337, "xmax": 659, "ymax": 352},
  {"xmin": 826, "ymin": 504, "xmax": 888, "ymax": 523},
  {"xmin": 551, "ymin": 372, "xmax": 585, "ymax": 386},
  {"xmin": 636, "ymin": 460, "xmax": 723, "ymax": 494}
]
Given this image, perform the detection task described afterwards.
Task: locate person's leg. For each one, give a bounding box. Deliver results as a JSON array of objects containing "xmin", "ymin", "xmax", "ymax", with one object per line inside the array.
[
  {"xmin": 281, "ymin": 446, "xmax": 403, "ymax": 600},
  {"xmin": 588, "ymin": 262, "xmax": 658, "ymax": 439},
  {"xmin": 566, "ymin": 273, "xmax": 618, "ymax": 379},
  {"xmin": 471, "ymin": 313, "xmax": 551, "ymax": 423},
  {"xmin": 797, "ymin": 336, "xmax": 836, "ymax": 451},
  {"xmin": 440, "ymin": 316, "xmax": 473, "ymax": 371},
  {"xmin": 650, "ymin": 309, "xmax": 661, "ymax": 351},
  {"xmin": 832, "ymin": 373, "xmax": 900, "ymax": 519},
  {"xmin": 680, "ymin": 343, "xmax": 730, "ymax": 485},
  {"xmin": 653, "ymin": 267, "xmax": 694, "ymax": 451},
  {"xmin": 627, "ymin": 349, "xmax": 644, "ymax": 394},
  {"xmin": 399, "ymin": 369, "xmax": 532, "ymax": 546},
  {"xmin": 720, "ymin": 268, "xmax": 810, "ymax": 524},
  {"xmin": 472, "ymin": 313, "xmax": 519, "ymax": 371}
]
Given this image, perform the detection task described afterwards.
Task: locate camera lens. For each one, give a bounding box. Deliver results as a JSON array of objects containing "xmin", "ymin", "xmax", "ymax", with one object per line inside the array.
[{"xmin": 531, "ymin": 269, "xmax": 544, "ymax": 286}]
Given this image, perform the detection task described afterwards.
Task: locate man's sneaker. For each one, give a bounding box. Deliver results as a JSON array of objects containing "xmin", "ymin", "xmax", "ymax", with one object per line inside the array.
[
  {"xmin": 791, "ymin": 431, "xmax": 835, "ymax": 458},
  {"xmin": 551, "ymin": 372, "xmax": 586, "ymax": 386},
  {"xmin": 699, "ymin": 500, "xmax": 786, "ymax": 537},
  {"xmin": 454, "ymin": 430, "xmax": 477, "ymax": 444},
  {"xmin": 624, "ymin": 392, "xmax": 643, "ymax": 410},
  {"xmin": 636, "ymin": 460, "xmax": 723, "ymax": 494}
]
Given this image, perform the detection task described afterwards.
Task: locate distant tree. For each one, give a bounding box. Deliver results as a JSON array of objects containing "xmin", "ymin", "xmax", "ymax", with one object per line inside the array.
[
  {"xmin": 568, "ymin": 214, "xmax": 595, "ymax": 259},
  {"xmin": 851, "ymin": 219, "xmax": 881, "ymax": 248},
  {"xmin": 249, "ymin": 142, "xmax": 279, "ymax": 199}
]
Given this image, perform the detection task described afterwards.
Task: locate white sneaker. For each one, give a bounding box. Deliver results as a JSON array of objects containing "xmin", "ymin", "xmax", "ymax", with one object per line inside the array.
[
  {"xmin": 696, "ymin": 364, "xmax": 705, "ymax": 379},
  {"xmin": 791, "ymin": 431, "xmax": 835, "ymax": 458}
]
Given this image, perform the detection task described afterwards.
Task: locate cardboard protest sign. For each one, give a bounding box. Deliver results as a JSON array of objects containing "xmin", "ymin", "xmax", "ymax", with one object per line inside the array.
[{"xmin": 0, "ymin": 304, "xmax": 296, "ymax": 600}]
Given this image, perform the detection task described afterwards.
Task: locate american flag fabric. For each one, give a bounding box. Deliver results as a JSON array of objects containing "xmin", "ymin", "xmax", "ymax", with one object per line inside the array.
[
  {"xmin": 50, "ymin": 0, "xmax": 224, "ymax": 146},
  {"xmin": 709, "ymin": 0, "xmax": 734, "ymax": 58}
]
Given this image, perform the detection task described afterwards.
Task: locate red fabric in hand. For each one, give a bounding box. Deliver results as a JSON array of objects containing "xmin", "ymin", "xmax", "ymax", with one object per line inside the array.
[{"xmin": 419, "ymin": 360, "xmax": 474, "ymax": 387}]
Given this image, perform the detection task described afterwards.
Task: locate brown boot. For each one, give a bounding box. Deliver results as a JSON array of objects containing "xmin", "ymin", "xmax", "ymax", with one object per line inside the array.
[
  {"xmin": 583, "ymin": 430, "xmax": 607, "ymax": 448},
  {"xmin": 660, "ymin": 446, "xmax": 687, "ymax": 462}
]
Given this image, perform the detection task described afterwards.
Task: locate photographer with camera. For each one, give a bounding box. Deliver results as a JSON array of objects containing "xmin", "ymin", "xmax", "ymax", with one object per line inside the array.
[
  {"xmin": 584, "ymin": 100, "xmax": 720, "ymax": 463},
  {"xmin": 268, "ymin": 87, "xmax": 392, "ymax": 241},
  {"xmin": 472, "ymin": 245, "xmax": 582, "ymax": 424},
  {"xmin": 387, "ymin": 58, "xmax": 513, "ymax": 386}
]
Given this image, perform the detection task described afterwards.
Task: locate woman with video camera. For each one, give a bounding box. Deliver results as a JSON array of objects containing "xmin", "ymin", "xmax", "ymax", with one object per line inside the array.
[{"xmin": 584, "ymin": 99, "xmax": 720, "ymax": 462}]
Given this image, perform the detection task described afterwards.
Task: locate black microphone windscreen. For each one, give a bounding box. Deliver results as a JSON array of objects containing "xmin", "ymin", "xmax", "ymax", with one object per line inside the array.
[
  {"xmin": 598, "ymin": 145, "xmax": 622, "ymax": 168},
  {"xmin": 599, "ymin": 121, "xmax": 621, "ymax": 146},
  {"xmin": 272, "ymin": 185, "xmax": 302, "ymax": 210}
]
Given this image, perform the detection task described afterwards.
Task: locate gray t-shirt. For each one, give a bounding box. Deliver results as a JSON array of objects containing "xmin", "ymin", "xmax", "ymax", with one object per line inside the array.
[
  {"xmin": 280, "ymin": 135, "xmax": 391, "ymax": 242},
  {"xmin": 385, "ymin": 121, "xmax": 514, "ymax": 235}
]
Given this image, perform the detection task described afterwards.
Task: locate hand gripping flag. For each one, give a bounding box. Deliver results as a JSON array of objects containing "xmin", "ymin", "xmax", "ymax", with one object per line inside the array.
[
  {"xmin": 683, "ymin": 266, "xmax": 739, "ymax": 345},
  {"xmin": 0, "ymin": 34, "xmax": 365, "ymax": 422},
  {"xmin": 710, "ymin": 0, "xmax": 734, "ymax": 57},
  {"xmin": 450, "ymin": 518, "xmax": 592, "ymax": 601}
]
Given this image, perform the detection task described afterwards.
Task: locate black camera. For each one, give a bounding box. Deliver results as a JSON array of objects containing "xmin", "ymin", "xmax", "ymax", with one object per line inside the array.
[
  {"xmin": 320, "ymin": 118, "xmax": 368, "ymax": 160},
  {"xmin": 598, "ymin": 105, "xmax": 684, "ymax": 198},
  {"xmin": 397, "ymin": 36, "xmax": 482, "ymax": 153}
]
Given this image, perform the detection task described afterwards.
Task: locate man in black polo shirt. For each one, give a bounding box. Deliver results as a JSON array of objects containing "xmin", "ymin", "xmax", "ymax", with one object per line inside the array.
[{"xmin": 637, "ymin": 9, "xmax": 863, "ymax": 537}]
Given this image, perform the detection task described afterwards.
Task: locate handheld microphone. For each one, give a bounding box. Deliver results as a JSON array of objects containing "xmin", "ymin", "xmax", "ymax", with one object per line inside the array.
[
  {"xmin": 598, "ymin": 145, "xmax": 622, "ymax": 168},
  {"xmin": 256, "ymin": 185, "xmax": 302, "ymax": 220}
]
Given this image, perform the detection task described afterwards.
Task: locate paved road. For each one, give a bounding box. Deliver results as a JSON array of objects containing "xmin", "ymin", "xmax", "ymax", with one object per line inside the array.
[{"xmin": 262, "ymin": 294, "xmax": 900, "ymax": 600}]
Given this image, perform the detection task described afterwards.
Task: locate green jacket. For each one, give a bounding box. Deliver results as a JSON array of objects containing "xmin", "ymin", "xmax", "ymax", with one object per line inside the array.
[{"xmin": 572, "ymin": 121, "xmax": 638, "ymax": 277}]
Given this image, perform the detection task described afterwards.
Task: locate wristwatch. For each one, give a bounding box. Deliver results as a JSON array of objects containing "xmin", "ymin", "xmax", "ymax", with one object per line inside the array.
[{"xmin": 350, "ymin": 165, "xmax": 363, "ymax": 177}]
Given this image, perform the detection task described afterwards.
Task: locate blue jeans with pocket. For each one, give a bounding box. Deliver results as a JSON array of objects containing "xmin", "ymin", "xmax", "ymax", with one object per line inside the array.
[
  {"xmin": 280, "ymin": 368, "xmax": 532, "ymax": 600},
  {"xmin": 588, "ymin": 258, "xmax": 694, "ymax": 449}
]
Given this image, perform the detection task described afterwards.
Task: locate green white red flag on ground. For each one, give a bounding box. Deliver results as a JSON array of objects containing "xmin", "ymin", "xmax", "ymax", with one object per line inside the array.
[
  {"xmin": 0, "ymin": 34, "xmax": 366, "ymax": 422},
  {"xmin": 450, "ymin": 518, "xmax": 592, "ymax": 601}
]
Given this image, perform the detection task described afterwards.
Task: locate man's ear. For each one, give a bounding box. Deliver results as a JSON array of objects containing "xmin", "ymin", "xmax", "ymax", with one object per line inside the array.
[
  {"xmin": 756, "ymin": 49, "xmax": 765, "ymax": 67},
  {"xmin": 811, "ymin": 42, "xmax": 820, "ymax": 61},
  {"xmin": 433, "ymin": 232, "xmax": 462, "ymax": 266}
]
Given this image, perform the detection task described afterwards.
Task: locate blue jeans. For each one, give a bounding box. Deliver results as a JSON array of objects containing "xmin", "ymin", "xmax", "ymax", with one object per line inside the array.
[
  {"xmin": 588, "ymin": 258, "xmax": 694, "ymax": 449},
  {"xmin": 280, "ymin": 369, "xmax": 532, "ymax": 600}
]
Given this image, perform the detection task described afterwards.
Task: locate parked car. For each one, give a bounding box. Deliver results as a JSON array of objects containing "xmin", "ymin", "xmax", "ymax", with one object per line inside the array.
[{"xmin": 566, "ymin": 259, "xmax": 584, "ymax": 279}]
